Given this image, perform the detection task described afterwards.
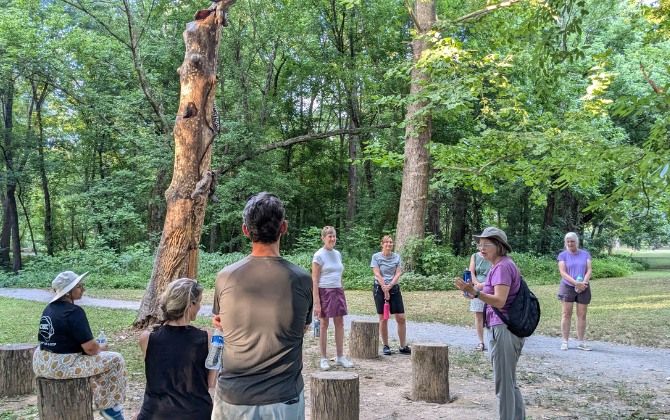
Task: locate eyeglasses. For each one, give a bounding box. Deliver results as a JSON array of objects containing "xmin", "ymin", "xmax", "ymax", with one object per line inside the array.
[{"xmin": 477, "ymin": 243, "xmax": 496, "ymax": 249}]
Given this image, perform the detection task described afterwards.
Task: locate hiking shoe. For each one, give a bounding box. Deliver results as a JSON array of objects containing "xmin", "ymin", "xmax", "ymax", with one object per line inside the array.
[
  {"xmin": 320, "ymin": 358, "xmax": 331, "ymax": 370},
  {"xmin": 560, "ymin": 341, "xmax": 568, "ymax": 351},
  {"xmin": 382, "ymin": 345, "xmax": 392, "ymax": 355},
  {"xmin": 577, "ymin": 342, "xmax": 592, "ymax": 351},
  {"xmin": 100, "ymin": 407, "xmax": 125, "ymax": 420},
  {"xmin": 475, "ymin": 342, "xmax": 486, "ymax": 352},
  {"xmin": 398, "ymin": 346, "xmax": 411, "ymax": 355},
  {"xmin": 336, "ymin": 356, "xmax": 354, "ymax": 368}
]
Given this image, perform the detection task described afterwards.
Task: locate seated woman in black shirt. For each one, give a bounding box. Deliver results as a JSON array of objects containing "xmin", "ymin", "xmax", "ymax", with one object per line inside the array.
[
  {"xmin": 33, "ymin": 271, "xmax": 127, "ymax": 420},
  {"xmin": 137, "ymin": 278, "xmax": 215, "ymax": 420}
]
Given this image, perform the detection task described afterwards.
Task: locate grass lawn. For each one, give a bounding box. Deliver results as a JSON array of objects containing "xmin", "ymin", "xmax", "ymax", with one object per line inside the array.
[{"xmin": 615, "ymin": 249, "xmax": 670, "ymax": 269}]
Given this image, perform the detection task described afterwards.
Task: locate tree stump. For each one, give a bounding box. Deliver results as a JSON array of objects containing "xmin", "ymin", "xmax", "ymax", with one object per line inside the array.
[
  {"xmin": 310, "ymin": 371, "xmax": 359, "ymax": 420},
  {"xmin": 411, "ymin": 343, "xmax": 449, "ymax": 403},
  {"xmin": 36, "ymin": 377, "xmax": 93, "ymax": 420},
  {"xmin": 348, "ymin": 320, "xmax": 379, "ymax": 359},
  {"xmin": 0, "ymin": 343, "xmax": 36, "ymax": 396}
]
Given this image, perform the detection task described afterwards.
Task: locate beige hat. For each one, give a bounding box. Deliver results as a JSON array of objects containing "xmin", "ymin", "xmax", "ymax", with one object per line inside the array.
[
  {"xmin": 473, "ymin": 227, "xmax": 512, "ymax": 252},
  {"xmin": 50, "ymin": 271, "xmax": 89, "ymax": 303}
]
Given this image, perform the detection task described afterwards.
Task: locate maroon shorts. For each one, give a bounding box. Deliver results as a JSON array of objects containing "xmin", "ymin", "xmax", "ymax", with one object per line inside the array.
[{"xmin": 318, "ymin": 287, "xmax": 348, "ymax": 318}]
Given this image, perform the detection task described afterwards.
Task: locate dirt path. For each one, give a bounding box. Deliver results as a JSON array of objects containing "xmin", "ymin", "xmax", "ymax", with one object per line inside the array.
[{"xmin": 2, "ymin": 288, "xmax": 670, "ymax": 419}]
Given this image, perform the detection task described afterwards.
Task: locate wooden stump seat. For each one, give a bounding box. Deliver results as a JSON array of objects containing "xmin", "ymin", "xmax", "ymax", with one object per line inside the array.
[
  {"xmin": 0, "ymin": 343, "xmax": 36, "ymax": 397},
  {"xmin": 348, "ymin": 320, "xmax": 379, "ymax": 359},
  {"xmin": 310, "ymin": 371, "xmax": 359, "ymax": 420},
  {"xmin": 411, "ymin": 342, "xmax": 450, "ymax": 403},
  {"xmin": 36, "ymin": 376, "xmax": 93, "ymax": 420}
]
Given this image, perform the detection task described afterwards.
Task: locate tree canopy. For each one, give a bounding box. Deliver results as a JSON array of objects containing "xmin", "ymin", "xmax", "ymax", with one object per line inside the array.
[{"xmin": 1, "ymin": 0, "xmax": 668, "ymax": 274}]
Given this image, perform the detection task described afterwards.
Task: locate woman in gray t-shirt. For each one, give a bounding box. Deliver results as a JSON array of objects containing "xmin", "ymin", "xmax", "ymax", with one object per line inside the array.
[{"xmin": 371, "ymin": 235, "xmax": 410, "ymax": 356}]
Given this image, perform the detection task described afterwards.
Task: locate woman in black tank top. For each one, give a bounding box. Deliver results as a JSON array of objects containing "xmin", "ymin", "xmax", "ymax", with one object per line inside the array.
[{"xmin": 137, "ymin": 279, "xmax": 215, "ymax": 420}]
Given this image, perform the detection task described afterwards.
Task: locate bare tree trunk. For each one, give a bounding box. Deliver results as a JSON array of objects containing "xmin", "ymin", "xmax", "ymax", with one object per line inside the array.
[
  {"xmin": 32, "ymin": 81, "xmax": 53, "ymax": 255},
  {"xmin": 395, "ymin": 0, "xmax": 435, "ymax": 253},
  {"xmin": 134, "ymin": 3, "xmax": 235, "ymax": 328},
  {"xmin": 538, "ymin": 189, "xmax": 556, "ymax": 254}
]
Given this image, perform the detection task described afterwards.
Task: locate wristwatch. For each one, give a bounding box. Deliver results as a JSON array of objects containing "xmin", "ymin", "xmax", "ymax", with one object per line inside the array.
[{"xmin": 473, "ymin": 289, "xmax": 480, "ymax": 299}]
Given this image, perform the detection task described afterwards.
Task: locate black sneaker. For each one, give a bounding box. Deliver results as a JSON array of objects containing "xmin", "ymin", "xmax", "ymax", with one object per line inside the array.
[
  {"xmin": 398, "ymin": 346, "xmax": 411, "ymax": 355},
  {"xmin": 382, "ymin": 345, "xmax": 392, "ymax": 355}
]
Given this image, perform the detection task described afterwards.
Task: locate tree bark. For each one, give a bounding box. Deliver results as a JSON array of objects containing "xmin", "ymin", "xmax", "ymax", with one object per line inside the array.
[
  {"xmin": 0, "ymin": 344, "xmax": 36, "ymax": 397},
  {"xmin": 32, "ymin": 80, "xmax": 53, "ymax": 255},
  {"xmin": 449, "ymin": 187, "xmax": 468, "ymax": 256},
  {"xmin": 395, "ymin": 0, "xmax": 435, "ymax": 253},
  {"xmin": 134, "ymin": 3, "xmax": 235, "ymax": 328},
  {"xmin": 348, "ymin": 320, "xmax": 379, "ymax": 359},
  {"xmin": 310, "ymin": 371, "xmax": 360, "ymax": 420},
  {"xmin": 538, "ymin": 189, "xmax": 556, "ymax": 254},
  {"xmin": 36, "ymin": 377, "xmax": 93, "ymax": 420},
  {"xmin": 411, "ymin": 343, "xmax": 450, "ymax": 403}
]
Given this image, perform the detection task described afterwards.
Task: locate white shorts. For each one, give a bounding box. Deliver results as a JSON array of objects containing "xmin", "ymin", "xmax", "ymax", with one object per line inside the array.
[{"xmin": 469, "ymin": 297, "xmax": 485, "ymax": 312}]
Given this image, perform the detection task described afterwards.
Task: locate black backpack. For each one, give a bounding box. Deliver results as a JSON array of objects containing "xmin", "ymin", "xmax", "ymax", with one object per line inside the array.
[{"xmin": 486, "ymin": 276, "xmax": 541, "ymax": 338}]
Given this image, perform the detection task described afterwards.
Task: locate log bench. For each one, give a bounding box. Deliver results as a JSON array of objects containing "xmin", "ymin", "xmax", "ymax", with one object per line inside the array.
[
  {"xmin": 411, "ymin": 342, "xmax": 450, "ymax": 403},
  {"xmin": 311, "ymin": 371, "xmax": 359, "ymax": 420},
  {"xmin": 36, "ymin": 376, "xmax": 93, "ymax": 420},
  {"xmin": 0, "ymin": 343, "xmax": 36, "ymax": 397},
  {"xmin": 348, "ymin": 320, "xmax": 379, "ymax": 359}
]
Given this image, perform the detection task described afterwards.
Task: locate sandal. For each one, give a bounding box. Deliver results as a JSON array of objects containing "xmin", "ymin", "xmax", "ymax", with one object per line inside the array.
[{"xmin": 475, "ymin": 342, "xmax": 486, "ymax": 351}]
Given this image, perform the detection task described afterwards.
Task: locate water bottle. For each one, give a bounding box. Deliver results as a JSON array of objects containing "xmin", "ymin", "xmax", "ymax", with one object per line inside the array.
[
  {"xmin": 96, "ymin": 331, "xmax": 107, "ymax": 345},
  {"xmin": 205, "ymin": 329, "xmax": 224, "ymax": 370},
  {"xmin": 574, "ymin": 275, "xmax": 584, "ymax": 292},
  {"xmin": 313, "ymin": 319, "xmax": 320, "ymax": 337},
  {"xmin": 463, "ymin": 269, "xmax": 472, "ymax": 297},
  {"xmin": 383, "ymin": 300, "xmax": 390, "ymax": 320}
]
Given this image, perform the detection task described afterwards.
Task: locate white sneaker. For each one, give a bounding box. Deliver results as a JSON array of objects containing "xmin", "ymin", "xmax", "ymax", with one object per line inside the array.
[
  {"xmin": 560, "ymin": 341, "xmax": 568, "ymax": 351},
  {"xmin": 577, "ymin": 342, "xmax": 592, "ymax": 351},
  {"xmin": 336, "ymin": 356, "xmax": 354, "ymax": 368},
  {"xmin": 320, "ymin": 358, "xmax": 330, "ymax": 370}
]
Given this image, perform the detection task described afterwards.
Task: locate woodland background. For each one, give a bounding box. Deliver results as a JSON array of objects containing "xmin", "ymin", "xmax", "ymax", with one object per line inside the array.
[{"xmin": 0, "ymin": 0, "xmax": 668, "ymax": 290}]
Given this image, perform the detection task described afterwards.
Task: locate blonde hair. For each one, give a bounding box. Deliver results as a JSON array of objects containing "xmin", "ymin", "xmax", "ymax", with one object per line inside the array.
[
  {"xmin": 321, "ymin": 226, "xmax": 336, "ymax": 239},
  {"xmin": 159, "ymin": 278, "xmax": 203, "ymax": 322},
  {"xmin": 380, "ymin": 235, "xmax": 393, "ymax": 246}
]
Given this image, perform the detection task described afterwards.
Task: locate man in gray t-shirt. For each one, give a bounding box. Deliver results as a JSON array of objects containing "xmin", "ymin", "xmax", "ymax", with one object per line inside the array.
[{"xmin": 212, "ymin": 193, "xmax": 312, "ymax": 419}]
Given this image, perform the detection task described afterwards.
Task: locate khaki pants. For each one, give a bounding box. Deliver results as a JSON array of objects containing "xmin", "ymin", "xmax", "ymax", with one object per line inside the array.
[{"xmin": 211, "ymin": 389, "xmax": 304, "ymax": 420}]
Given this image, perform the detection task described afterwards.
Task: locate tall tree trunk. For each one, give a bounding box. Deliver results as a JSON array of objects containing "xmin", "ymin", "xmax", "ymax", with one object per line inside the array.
[
  {"xmin": 449, "ymin": 188, "xmax": 468, "ymax": 257},
  {"xmin": 134, "ymin": 3, "xmax": 235, "ymax": 328},
  {"xmin": 32, "ymin": 81, "xmax": 54, "ymax": 255},
  {"xmin": 395, "ymin": 0, "xmax": 435, "ymax": 253},
  {"xmin": 0, "ymin": 78, "xmax": 21, "ymax": 271},
  {"xmin": 538, "ymin": 189, "xmax": 556, "ymax": 254}
]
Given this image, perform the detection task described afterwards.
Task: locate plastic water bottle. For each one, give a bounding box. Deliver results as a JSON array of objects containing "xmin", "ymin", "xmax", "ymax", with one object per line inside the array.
[
  {"xmin": 463, "ymin": 269, "xmax": 472, "ymax": 297},
  {"xmin": 313, "ymin": 319, "xmax": 320, "ymax": 337},
  {"xmin": 574, "ymin": 275, "xmax": 584, "ymax": 292},
  {"xmin": 96, "ymin": 331, "xmax": 107, "ymax": 345},
  {"xmin": 205, "ymin": 329, "xmax": 224, "ymax": 370},
  {"xmin": 383, "ymin": 300, "xmax": 390, "ymax": 320}
]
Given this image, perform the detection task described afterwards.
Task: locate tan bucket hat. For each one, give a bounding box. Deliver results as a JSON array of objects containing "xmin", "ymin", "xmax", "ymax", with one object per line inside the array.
[
  {"xmin": 50, "ymin": 271, "xmax": 89, "ymax": 303},
  {"xmin": 473, "ymin": 227, "xmax": 512, "ymax": 252}
]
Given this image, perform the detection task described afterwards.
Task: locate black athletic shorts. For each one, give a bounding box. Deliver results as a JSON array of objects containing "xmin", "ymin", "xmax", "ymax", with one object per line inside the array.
[{"xmin": 373, "ymin": 283, "xmax": 405, "ymax": 315}]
